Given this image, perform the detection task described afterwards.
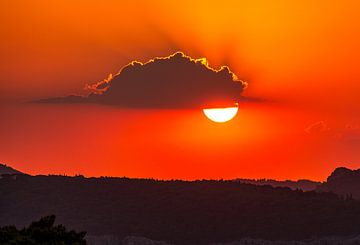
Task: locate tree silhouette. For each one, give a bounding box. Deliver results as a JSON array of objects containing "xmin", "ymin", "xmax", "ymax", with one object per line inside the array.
[{"xmin": 0, "ymin": 215, "xmax": 86, "ymax": 245}]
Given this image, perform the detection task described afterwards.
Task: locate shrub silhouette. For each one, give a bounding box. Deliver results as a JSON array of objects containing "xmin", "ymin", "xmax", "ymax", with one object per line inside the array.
[{"xmin": 0, "ymin": 215, "xmax": 86, "ymax": 245}]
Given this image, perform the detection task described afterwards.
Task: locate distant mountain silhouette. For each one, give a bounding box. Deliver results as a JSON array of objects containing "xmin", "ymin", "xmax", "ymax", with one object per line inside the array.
[
  {"xmin": 235, "ymin": 178, "xmax": 320, "ymax": 191},
  {"xmin": 317, "ymin": 167, "xmax": 360, "ymax": 199},
  {"xmin": 0, "ymin": 163, "xmax": 23, "ymax": 175}
]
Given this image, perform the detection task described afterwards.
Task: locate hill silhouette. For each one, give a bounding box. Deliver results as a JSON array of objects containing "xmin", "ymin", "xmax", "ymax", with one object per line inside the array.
[
  {"xmin": 1, "ymin": 173, "xmax": 360, "ymax": 244},
  {"xmin": 0, "ymin": 163, "xmax": 23, "ymax": 176},
  {"xmin": 317, "ymin": 167, "xmax": 360, "ymax": 199},
  {"xmin": 235, "ymin": 178, "xmax": 320, "ymax": 191}
]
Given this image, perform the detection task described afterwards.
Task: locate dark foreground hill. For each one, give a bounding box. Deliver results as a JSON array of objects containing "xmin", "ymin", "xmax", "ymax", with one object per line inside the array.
[{"xmin": 1, "ymin": 174, "xmax": 360, "ymax": 244}]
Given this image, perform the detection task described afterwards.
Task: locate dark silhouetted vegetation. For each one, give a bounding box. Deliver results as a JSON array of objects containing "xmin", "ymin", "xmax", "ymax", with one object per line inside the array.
[
  {"xmin": 0, "ymin": 215, "xmax": 86, "ymax": 245},
  {"xmin": 1, "ymin": 174, "xmax": 360, "ymax": 244}
]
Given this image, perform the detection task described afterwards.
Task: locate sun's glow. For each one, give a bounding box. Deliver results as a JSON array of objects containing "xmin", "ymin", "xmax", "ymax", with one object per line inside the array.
[{"xmin": 203, "ymin": 106, "xmax": 238, "ymax": 123}]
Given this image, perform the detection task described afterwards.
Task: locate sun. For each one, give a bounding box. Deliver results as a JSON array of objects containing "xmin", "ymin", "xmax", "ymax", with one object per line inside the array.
[{"xmin": 203, "ymin": 106, "xmax": 238, "ymax": 123}]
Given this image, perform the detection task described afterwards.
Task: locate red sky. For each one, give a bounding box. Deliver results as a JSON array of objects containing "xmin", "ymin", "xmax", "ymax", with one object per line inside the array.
[{"xmin": 1, "ymin": 0, "xmax": 360, "ymax": 180}]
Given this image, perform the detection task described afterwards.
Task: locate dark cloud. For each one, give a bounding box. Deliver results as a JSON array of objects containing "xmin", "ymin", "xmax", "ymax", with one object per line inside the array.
[{"xmin": 39, "ymin": 52, "xmax": 248, "ymax": 108}]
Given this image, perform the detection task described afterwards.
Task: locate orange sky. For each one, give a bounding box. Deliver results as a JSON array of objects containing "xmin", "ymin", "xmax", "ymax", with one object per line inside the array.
[{"xmin": 1, "ymin": 0, "xmax": 360, "ymax": 180}]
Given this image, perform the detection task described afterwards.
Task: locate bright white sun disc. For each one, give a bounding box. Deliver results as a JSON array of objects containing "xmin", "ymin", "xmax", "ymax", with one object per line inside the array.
[{"xmin": 203, "ymin": 106, "xmax": 238, "ymax": 123}]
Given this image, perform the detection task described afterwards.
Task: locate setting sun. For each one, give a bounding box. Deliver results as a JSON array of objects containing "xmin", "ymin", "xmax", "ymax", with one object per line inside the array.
[{"xmin": 203, "ymin": 106, "xmax": 238, "ymax": 123}]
